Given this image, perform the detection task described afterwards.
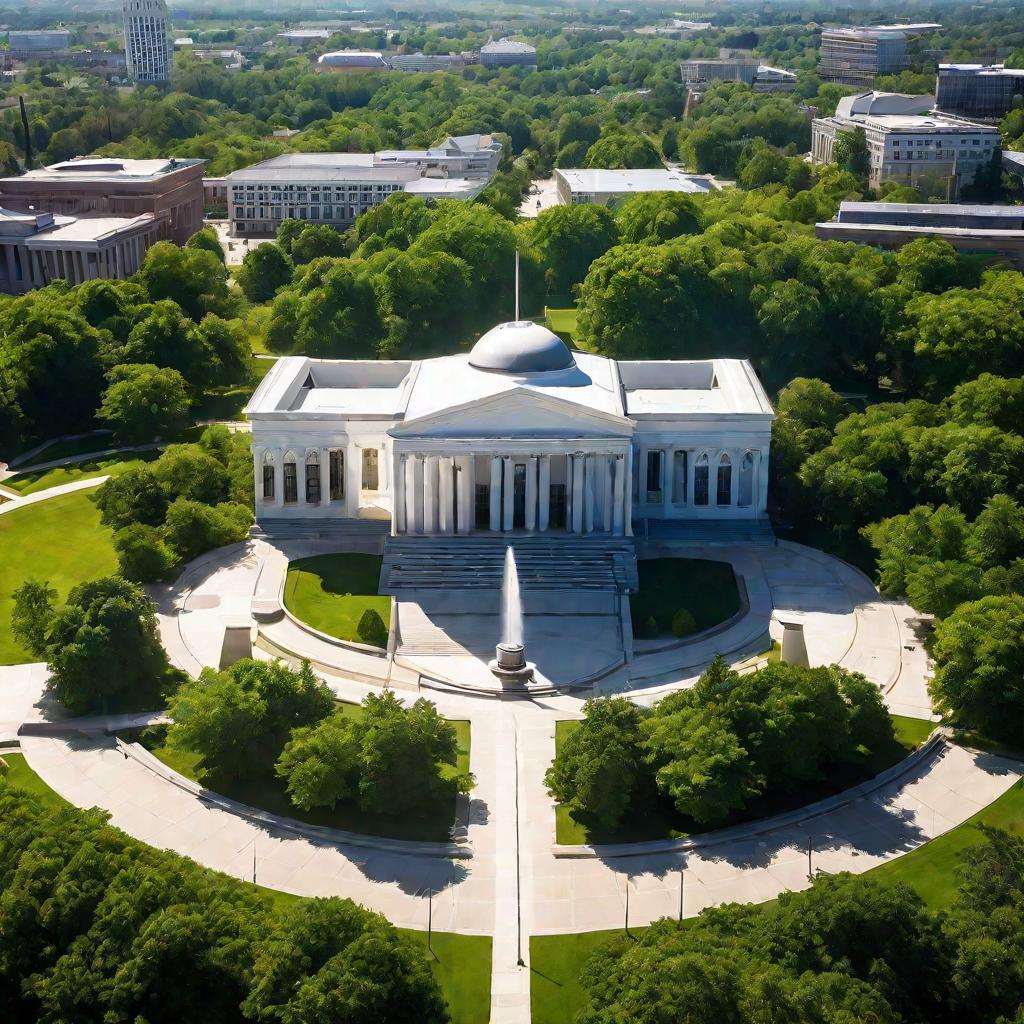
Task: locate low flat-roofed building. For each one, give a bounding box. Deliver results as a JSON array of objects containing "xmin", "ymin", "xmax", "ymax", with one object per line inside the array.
[
  {"xmin": 7, "ymin": 30, "xmax": 71, "ymax": 58},
  {"xmin": 936, "ymin": 64, "xmax": 1024, "ymax": 120},
  {"xmin": 0, "ymin": 155, "xmax": 205, "ymax": 245},
  {"xmin": 0, "ymin": 207, "xmax": 158, "ymax": 293},
  {"xmin": 387, "ymin": 52, "xmax": 465, "ymax": 72},
  {"xmin": 681, "ymin": 58, "xmax": 797, "ymax": 98},
  {"xmin": 816, "ymin": 200, "xmax": 1024, "ymax": 267},
  {"xmin": 811, "ymin": 92, "xmax": 999, "ymax": 198},
  {"xmin": 479, "ymin": 37, "xmax": 536, "ymax": 68},
  {"xmin": 278, "ymin": 29, "xmax": 329, "ymax": 48},
  {"xmin": 555, "ymin": 168, "xmax": 714, "ymax": 206},
  {"xmin": 317, "ymin": 50, "xmax": 389, "ymax": 72},
  {"xmin": 226, "ymin": 136, "xmax": 502, "ymax": 236}
]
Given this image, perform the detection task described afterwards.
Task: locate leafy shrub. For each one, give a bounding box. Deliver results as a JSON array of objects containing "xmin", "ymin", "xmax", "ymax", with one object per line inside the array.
[
  {"xmin": 356, "ymin": 607, "xmax": 389, "ymax": 647},
  {"xmin": 114, "ymin": 522, "xmax": 180, "ymax": 582},
  {"xmin": 671, "ymin": 608, "xmax": 698, "ymax": 637}
]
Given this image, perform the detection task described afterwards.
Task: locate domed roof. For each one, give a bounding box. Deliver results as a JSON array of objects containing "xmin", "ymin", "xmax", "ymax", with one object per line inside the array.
[{"xmin": 468, "ymin": 321, "xmax": 575, "ymax": 374}]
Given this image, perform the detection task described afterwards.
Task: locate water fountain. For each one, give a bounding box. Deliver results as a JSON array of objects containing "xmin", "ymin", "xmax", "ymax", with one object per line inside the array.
[{"xmin": 489, "ymin": 547, "xmax": 535, "ymax": 684}]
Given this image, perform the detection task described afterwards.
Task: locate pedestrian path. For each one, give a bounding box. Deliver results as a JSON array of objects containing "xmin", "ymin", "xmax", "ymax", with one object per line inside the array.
[{"xmin": 0, "ymin": 475, "xmax": 110, "ymax": 517}]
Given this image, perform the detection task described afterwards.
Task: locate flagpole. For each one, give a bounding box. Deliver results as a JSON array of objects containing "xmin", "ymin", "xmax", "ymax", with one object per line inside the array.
[{"xmin": 514, "ymin": 249, "xmax": 520, "ymax": 321}]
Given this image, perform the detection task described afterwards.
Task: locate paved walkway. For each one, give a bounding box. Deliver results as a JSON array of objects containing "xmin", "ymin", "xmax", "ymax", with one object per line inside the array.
[{"xmin": 0, "ymin": 476, "xmax": 110, "ymax": 517}]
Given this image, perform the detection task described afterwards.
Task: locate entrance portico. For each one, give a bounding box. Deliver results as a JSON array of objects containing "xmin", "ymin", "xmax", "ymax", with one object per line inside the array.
[{"xmin": 392, "ymin": 444, "xmax": 631, "ymax": 536}]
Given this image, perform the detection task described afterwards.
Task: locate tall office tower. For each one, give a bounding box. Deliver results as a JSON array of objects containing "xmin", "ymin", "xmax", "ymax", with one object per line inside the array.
[{"xmin": 123, "ymin": 0, "xmax": 172, "ymax": 84}]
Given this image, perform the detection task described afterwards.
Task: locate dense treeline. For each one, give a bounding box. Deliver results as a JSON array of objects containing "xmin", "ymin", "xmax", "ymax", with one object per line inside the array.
[
  {"xmin": 577, "ymin": 826, "xmax": 1024, "ymax": 1024},
  {"xmin": 0, "ymin": 775, "xmax": 450, "ymax": 1023}
]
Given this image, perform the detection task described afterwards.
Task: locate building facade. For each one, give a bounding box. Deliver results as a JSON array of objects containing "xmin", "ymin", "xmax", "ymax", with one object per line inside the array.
[
  {"xmin": 0, "ymin": 156, "xmax": 205, "ymax": 245},
  {"xmin": 316, "ymin": 50, "xmax": 389, "ymax": 73},
  {"xmin": 226, "ymin": 136, "xmax": 502, "ymax": 236},
  {"xmin": 479, "ymin": 38, "xmax": 537, "ymax": 68},
  {"xmin": 936, "ymin": 64, "xmax": 1024, "ymax": 120},
  {"xmin": 811, "ymin": 92, "xmax": 999, "ymax": 197},
  {"xmin": 818, "ymin": 28, "xmax": 907, "ymax": 86},
  {"xmin": 7, "ymin": 30, "xmax": 71, "ymax": 58},
  {"xmin": 0, "ymin": 207, "xmax": 158, "ymax": 294},
  {"xmin": 123, "ymin": 0, "xmax": 172, "ymax": 83},
  {"xmin": 555, "ymin": 168, "xmax": 713, "ymax": 206},
  {"xmin": 388, "ymin": 52, "xmax": 466, "ymax": 72},
  {"xmin": 245, "ymin": 321, "xmax": 773, "ymax": 534}
]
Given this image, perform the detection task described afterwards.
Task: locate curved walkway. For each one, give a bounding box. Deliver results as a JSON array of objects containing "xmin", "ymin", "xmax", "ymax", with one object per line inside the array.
[{"xmin": 0, "ymin": 475, "xmax": 111, "ymax": 517}]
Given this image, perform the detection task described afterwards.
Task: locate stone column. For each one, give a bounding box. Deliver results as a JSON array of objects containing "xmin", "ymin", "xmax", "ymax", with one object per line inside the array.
[
  {"xmin": 662, "ymin": 449, "xmax": 672, "ymax": 519},
  {"xmin": 252, "ymin": 447, "xmax": 264, "ymax": 507},
  {"xmin": 730, "ymin": 449, "xmax": 739, "ymax": 507},
  {"xmin": 525, "ymin": 456, "xmax": 538, "ymax": 532},
  {"xmin": 602, "ymin": 455, "xmax": 613, "ymax": 532},
  {"xmin": 459, "ymin": 455, "xmax": 475, "ymax": 534},
  {"xmin": 394, "ymin": 453, "xmax": 407, "ymax": 535},
  {"xmin": 438, "ymin": 457, "xmax": 454, "ymax": 534},
  {"xmin": 583, "ymin": 455, "xmax": 595, "ymax": 533},
  {"xmin": 612, "ymin": 454, "xmax": 625, "ymax": 535},
  {"xmin": 686, "ymin": 451, "xmax": 696, "ymax": 510},
  {"xmin": 423, "ymin": 455, "xmax": 438, "ymax": 534},
  {"xmin": 411, "ymin": 455, "xmax": 425, "ymax": 534},
  {"xmin": 624, "ymin": 446, "xmax": 634, "ymax": 536},
  {"xmin": 538, "ymin": 455, "xmax": 551, "ymax": 531},
  {"xmin": 405, "ymin": 455, "xmax": 418, "ymax": 533},
  {"xmin": 300, "ymin": 452, "xmax": 310, "ymax": 505},
  {"xmin": 273, "ymin": 448, "xmax": 283, "ymax": 506},
  {"xmin": 346, "ymin": 443, "xmax": 361, "ymax": 518},
  {"xmin": 571, "ymin": 453, "xmax": 584, "ymax": 534},
  {"xmin": 320, "ymin": 448, "xmax": 330, "ymax": 508},
  {"xmin": 755, "ymin": 450, "xmax": 769, "ymax": 514},
  {"xmin": 489, "ymin": 456, "xmax": 502, "ymax": 532},
  {"xmin": 502, "ymin": 456, "xmax": 514, "ymax": 532}
]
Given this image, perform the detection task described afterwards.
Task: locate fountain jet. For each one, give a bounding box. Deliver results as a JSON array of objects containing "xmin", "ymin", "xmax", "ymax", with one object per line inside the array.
[{"xmin": 490, "ymin": 547, "xmax": 534, "ymax": 684}]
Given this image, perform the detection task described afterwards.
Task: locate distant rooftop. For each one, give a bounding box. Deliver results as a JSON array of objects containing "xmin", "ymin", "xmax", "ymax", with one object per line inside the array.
[
  {"xmin": 557, "ymin": 168, "xmax": 714, "ymax": 194},
  {"xmin": 480, "ymin": 37, "xmax": 536, "ymax": 54},
  {"xmin": 939, "ymin": 62, "xmax": 1024, "ymax": 76},
  {"xmin": 7, "ymin": 157, "xmax": 204, "ymax": 184},
  {"xmin": 227, "ymin": 155, "xmax": 419, "ymax": 184},
  {"xmin": 823, "ymin": 22, "xmax": 940, "ymax": 38},
  {"xmin": 317, "ymin": 50, "xmax": 387, "ymax": 67}
]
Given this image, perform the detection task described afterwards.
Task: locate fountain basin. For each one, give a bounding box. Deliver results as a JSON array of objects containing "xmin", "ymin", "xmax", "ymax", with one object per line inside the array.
[{"xmin": 489, "ymin": 641, "xmax": 535, "ymax": 684}]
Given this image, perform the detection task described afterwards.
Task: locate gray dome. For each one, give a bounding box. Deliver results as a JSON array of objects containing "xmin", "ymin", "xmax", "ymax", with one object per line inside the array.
[{"xmin": 469, "ymin": 321, "xmax": 575, "ymax": 374}]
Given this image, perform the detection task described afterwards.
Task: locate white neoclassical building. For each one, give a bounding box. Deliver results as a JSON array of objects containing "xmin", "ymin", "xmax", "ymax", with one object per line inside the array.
[{"xmin": 245, "ymin": 322, "xmax": 774, "ymax": 536}]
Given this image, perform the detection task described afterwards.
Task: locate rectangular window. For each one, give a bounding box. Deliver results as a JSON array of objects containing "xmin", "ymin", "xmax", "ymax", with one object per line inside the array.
[
  {"xmin": 329, "ymin": 450, "xmax": 344, "ymax": 500},
  {"xmin": 694, "ymin": 464, "xmax": 709, "ymax": 506},
  {"xmin": 283, "ymin": 463, "xmax": 298, "ymax": 504},
  {"xmin": 645, "ymin": 450, "xmax": 663, "ymax": 503},
  {"xmin": 262, "ymin": 464, "xmax": 274, "ymax": 500},
  {"xmin": 672, "ymin": 451, "xmax": 688, "ymax": 504},
  {"xmin": 306, "ymin": 466, "xmax": 320, "ymax": 504},
  {"xmin": 362, "ymin": 448, "xmax": 379, "ymax": 491},
  {"xmin": 717, "ymin": 463, "xmax": 732, "ymax": 505}
]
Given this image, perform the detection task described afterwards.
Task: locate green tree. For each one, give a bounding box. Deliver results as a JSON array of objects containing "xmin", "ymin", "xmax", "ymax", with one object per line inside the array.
[
  {"xmin": 236, "ymin": 243, "xmax": 293, "ymax": 302},
  {"xmin": 276, "ymin": 712, "xmax": 361, "ymax": 811},
  {"xmin": 833, "ymin": 126, "xmax": 869, "ymax": 177},
  {"xmin": 98, "ymin": 363, "xmax": 190, "ymax": 443},
  {"xmin": 161, "ymin": 497, "xmax": 251, "ymax": 560},
  {"xmin": 584, "ymin": 129, "xmax": 662, "ymax": 169},
  {"xmin": 290, "ymin": 224, "xmax": 347, "ymax": 265},
  {"xmin": 113, "ymin": 522, "xmax": 180, "ymax": 582},
  {"xmin": 544, "ymin": 697, "xmax": 650, "ymax": 831},
  {"xmin": 529, "ymin": 203, "xmax": 620, "ymax": 294},
  {"xmin": 9, "ymin": 579, "xmax": 57, "ymax": 658},
  {"xmin": 614, "ymin": 192, "xmax": 701, "ymax": 244},
  {"xmin": 185, "ymin": 226, "xmax": 225, "ymax": 264},
  {"xmin": 17, "ymin": 576, "xmax": 169, "ymax": 714},
  {"xmin": 92, "ymin": 464, "xmax": 169, "ymax": 530},
  {"xmin": 168, "ymin": 659, "xmax": 334, "ymax": 780},
  {"xmin": 930, "ymin": 594, "xmax": 1024, "ymax": 740},
  {"xmin": 135, "ymin": 241, "xmax": 230, "ymax": 320}
]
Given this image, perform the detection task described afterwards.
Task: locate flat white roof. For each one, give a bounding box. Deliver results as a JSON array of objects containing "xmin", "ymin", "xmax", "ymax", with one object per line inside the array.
[
  {"xmin": 556, "ymin": 168, "xmax": 713, "ymax": 194},
  {"xmin": 7, "ymin": 157, "xmax": 203, "ymax": 184},
  {"xmin": 403, "ymin": 177, "xmax": 484, "ymax": 198}
]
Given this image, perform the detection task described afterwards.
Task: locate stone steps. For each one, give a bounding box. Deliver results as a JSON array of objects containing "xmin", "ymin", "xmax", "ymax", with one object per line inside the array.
[
  {"xmin": 383, "ymin": 535, "xmax": 639, "ymax": 593},
  {"xmin": 640, "ymin": 518, "xmax": 775, "ymax": 543},
  {"xmin": 253, "ymin": 518, "xmax": 390, "ymax": 545}
]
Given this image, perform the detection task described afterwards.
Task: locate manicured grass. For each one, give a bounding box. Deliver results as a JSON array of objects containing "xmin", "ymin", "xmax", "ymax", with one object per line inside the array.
[
  {"xmin": 192, "ymin": 357, "xmax": 278, "ymax": 422},
  {"xmin": 141, "ymin": 703, "xmax": 471, "ymax": 843},
  {"xmin": 1, "ymin": 751, "xmax": 490, "ymax": 1024},
  {"xmin": 284, "ymin": 553, "xmax": 391, "ymax": 646},
  {"xmin": 0, "ymin": 752, "xmax": 72, "ymax": 809},
  {"xmin": 545, "ymin": 306, "xmax": 578, "ymax": 337},
  {"xmin": 630, "ymin": 557, "xmax": 741, "ymax": 638},
  {"xmin": 531, "ymin": 930, "xmax": 622, "ymax": 1024},
  {"xmin": 554, "ymin": 713, "xmax": 931, "ymax": 846},
  {"xmin": 0, "ymin": 488, "xmax": 118, "ymax": 663},
  {"xmin": 6, "ymin": 452, "xmax": 159, "ymax": 496}
]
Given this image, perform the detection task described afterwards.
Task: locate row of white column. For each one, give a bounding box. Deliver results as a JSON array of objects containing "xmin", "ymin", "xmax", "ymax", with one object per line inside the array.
[
  {"xmin": 13, "ymin": 232, "xmax": 152, "ymax": 292},
  {"xmin": 254, "ymin": 446, "xmax": 362, "ymax": 514},
  {"xmin": 394, "ymin": 452, "xmax": 628, "ymax": 536}
]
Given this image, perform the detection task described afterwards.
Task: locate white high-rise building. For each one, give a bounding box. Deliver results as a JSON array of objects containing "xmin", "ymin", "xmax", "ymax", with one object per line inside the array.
[{"xmin": 123, "ymin": 0, "xmax": 172, "ymax": 84}]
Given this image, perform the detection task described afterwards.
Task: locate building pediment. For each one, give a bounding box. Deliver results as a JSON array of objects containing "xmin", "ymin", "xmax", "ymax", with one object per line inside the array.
[{"xmin": 390, "ymin": 387, "xmax": 634, "ymax": 439}]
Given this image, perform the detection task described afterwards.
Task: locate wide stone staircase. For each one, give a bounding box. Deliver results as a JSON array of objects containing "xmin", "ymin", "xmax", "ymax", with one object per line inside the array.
[
  {"xmin": 252, "ymin": 518, "xmax": 391, "ymax": 548},
  {"xmin": 381, "ymin": 535, "xmax": 639, "ymax": 594},
  {"xmin": 641, "ymin": 518, "xmax": 775, "ymax": 544}
]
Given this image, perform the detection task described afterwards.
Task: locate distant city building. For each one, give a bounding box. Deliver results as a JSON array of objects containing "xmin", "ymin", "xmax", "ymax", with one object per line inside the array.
[
  {"xmin": 0, "ymin": 207, "xmax": 159, "ymax": 294},
  {"xmin": 817, "ymin": 24, "xmax": 940, "ymax": 86},
  {"xmin": 816, "ymin": 200, "xmax": 1024, "ymax": 268},
  {"xmin": 555, "ymin": 168, "xmax": 714, "ymax": 206},
  {"xmin": 7, "ymin": 30, "xmax": 71, "ymax": 58},
  {"xmin": 671, "ymin": 19, "xmax": 712, "ymax": 31},
  {"xmin": 680, "ymin": 58, "xmax": 796, "ymax": 93},
  {"xmin": 226, "ymin": 135, "xmax": 502, "ymax": 236},
  {"xmin": 191, "ymin": 48, "xmax": 245, "ymax": 70},
  {"xmin": 277, "ymin": 29, "xmax": 329, "ymax": 48},
  {"xmin": 316, "ymin": 50, "xmax": 388, "ymax": 72},
  {"xmin": 387, "ymin": 52, "xmax": 466, "ymax": 72},
  {"xmin": 479, "ymin": 37, "xmax": 537, "ymax": 68},
  {"xmin": 173, "ymin": 36, "xmax": 193, "ymax": 48},
  {"xmin": 935, "ymin": 64, "xmax": 1024, "ymax": 120},
  {"xmin": 123, "ymin": 0, "xmax": 172, "ymax": 83},
  {"xmin": 811, "ymin": 91, "xmax": 1000, "ymax": 198},
  {"xmin": 0, "ymin": 156, "xmax": 205, "ymax": 245}
]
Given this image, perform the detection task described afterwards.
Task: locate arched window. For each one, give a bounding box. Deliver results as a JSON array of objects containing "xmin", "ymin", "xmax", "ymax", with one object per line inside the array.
[
  {"xmin": 262, "ymin": 450, "xmax": 275, "ymax": 501},
  {"xmin": 716, "ymin": 453, "xmax": 732, "ymax": 506},
  {"xmin": 362, "ymin": 447, "xmax": 379, "ymax": 492},
  {"xmin": 283, "ymin": 451, "xmax": 298, "ymax": 504},
  {"xmin": 672, "ymin": 450, "xmax": 688, "ymax": 504},
  {"xmin": 305, "ymin": 450, "xmax": 321, "ymax": 504},
  {"xmin": 738, "ymin": 451, "xmax": 754, "ymax": 507},
  {"xmin": 694, "ymin": 452, "xmax": 709, "ymax": 506}
]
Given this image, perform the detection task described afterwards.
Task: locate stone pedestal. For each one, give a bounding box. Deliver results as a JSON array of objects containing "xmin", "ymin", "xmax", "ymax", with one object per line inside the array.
[{"xmin": 778, "ymin": 616, "xmax": 809, "ymax": 668}]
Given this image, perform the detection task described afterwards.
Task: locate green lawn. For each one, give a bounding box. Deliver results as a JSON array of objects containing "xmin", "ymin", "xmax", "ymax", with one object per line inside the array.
[
  {"xmin": 7, "ymin": 432, "xmax": 114, "ymax": 467},
  {"xmin": 630, "ymin": 558, "xmax": 741, "ymax": 638},
  {"xmin": 1, "ymin": 750, "xmax": 490, "ymax": 1024},
  {"xmin": 0, "ymin": 488, "xmax": 118, "ymax": 663},
  {"xmin": 6, "ymin": 451, "xmax": 159, "ymax": 496},
  {"xmin": 192, "ymin": 358, "xmax": 278, "ymax": 422},
  {"xmin": 545, "ymin": 306, "xmax": 578, "ymax": 337},
  {"xmin": 284, "ymin": 553, "xmax": 390, "ymax": 646},
  {"xmin": 140, "ymin": 702, "xmax": 471, "ymax": 843},
  {"xmin": 531, "ymin": 929, "xmax": 624, "ymax": 1024},
  {"xmin": 554, "ymin": 714, "xmax": 933, "ymax": 846}
]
